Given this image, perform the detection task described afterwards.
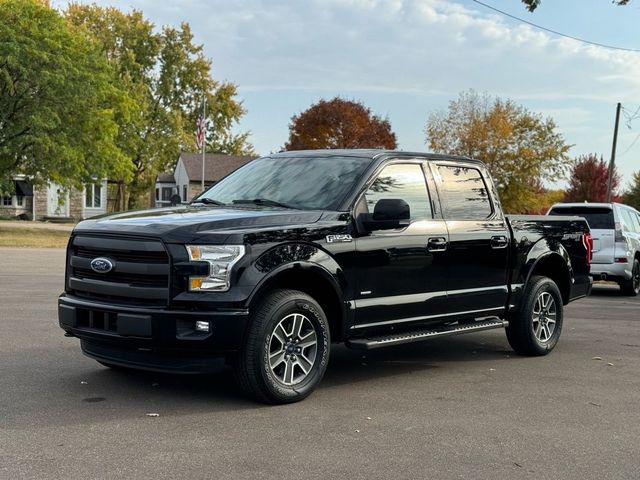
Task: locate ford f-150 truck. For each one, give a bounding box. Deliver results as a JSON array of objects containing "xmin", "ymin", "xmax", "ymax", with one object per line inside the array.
[{"xmin": 58, "ymin": 150, "xmax": 593, "ymax": 404}]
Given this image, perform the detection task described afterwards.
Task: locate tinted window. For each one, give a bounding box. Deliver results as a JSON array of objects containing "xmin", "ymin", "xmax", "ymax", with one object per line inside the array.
[
  {"xmin": 201, "ymin": 156, "xmax": 370, "ymax": 210},
  {"xmin": 437, "ymin": 165, "xmax": 492, "ymax": 220},
  {"xmin": 620, "ymin": 208, "xmax": 640, "ymax": 233},
  {"xmin": 364, "ymin": 164, "xmax": 432, "ymax": 221},
  {"xmin": 548, "ymin": 206, "xmax": 614, "ymax": 229}
]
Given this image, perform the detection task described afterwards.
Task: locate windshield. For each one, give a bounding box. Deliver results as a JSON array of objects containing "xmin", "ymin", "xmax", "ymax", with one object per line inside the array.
[
  {"xmin": 197, "ymin": 155, "xmax": 371, "ymax": 210},
  {"xmin": 548, "ymin": 206, "xmax": 615, "ymax": 230}
]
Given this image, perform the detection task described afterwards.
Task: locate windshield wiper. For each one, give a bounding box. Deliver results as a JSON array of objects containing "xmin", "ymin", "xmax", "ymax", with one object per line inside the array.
[
  {"xmin": 190, "ymin": 197, "xmax": 226, "ymax": 206},
  {"xmin": 232, "ymin": 198, "xmax": 297, "ymax": 209}
]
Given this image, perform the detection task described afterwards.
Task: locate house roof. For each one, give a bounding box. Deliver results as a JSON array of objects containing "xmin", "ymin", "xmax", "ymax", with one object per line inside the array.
[
  {"xmin": 179, "ymin": 153, "xmax": 257, "ymax": 183},
  {"xmin": 156, "ymin": 173, "xmax": 175, "ymax": 183}
]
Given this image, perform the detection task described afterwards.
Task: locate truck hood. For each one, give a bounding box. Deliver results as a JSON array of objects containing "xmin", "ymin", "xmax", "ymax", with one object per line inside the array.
[{"xmin": 74, "ymin": 206, "xmax": 325, "ymax": 242}]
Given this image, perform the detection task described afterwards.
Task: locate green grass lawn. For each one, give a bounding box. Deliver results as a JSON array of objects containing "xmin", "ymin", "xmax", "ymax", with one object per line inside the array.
[{"xmin": 0, "ymin": 227, "xmax": 70, "ymax": 248}]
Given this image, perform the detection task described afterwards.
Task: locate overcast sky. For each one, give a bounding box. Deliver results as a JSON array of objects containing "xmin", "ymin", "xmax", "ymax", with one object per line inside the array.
[{"xmin": 53, "ymin": 0, "xmax": 640, "ymax": 188}]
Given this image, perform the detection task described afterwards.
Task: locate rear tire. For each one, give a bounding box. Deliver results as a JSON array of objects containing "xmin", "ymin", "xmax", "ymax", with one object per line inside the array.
[
  {"xmin": 506, "ymin": 276, "xmax": 563, "ymax": 356},
  {"xmin": 234, "ymin": 289, "xmax": 330, "ymax": 404},
  {"xmin": 620, "ymin": 258, "xmax": 640, "ymax": 296}
]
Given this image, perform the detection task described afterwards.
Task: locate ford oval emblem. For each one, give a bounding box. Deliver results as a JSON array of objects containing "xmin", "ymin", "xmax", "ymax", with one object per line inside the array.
[{"xmin": 90, "ymin": 257, "xmax": 114, "ymax": 273}]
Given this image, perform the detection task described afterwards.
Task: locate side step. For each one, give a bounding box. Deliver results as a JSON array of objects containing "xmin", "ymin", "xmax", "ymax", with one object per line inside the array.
[{"xmin": 345, "ymin": 318, "xmax": 509, "ymax": 350}]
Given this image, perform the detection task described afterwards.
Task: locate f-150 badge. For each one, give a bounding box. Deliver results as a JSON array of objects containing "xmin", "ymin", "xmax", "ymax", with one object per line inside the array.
[{"xmin": 326, "ymin": 234, "xmax": 353, "ymax": 243}]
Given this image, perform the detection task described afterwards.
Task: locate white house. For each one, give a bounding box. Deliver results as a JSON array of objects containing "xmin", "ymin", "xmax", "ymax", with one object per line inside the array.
[{"xmin": 0, "ymin": 176, "xmax": 108, "ymax": 221}]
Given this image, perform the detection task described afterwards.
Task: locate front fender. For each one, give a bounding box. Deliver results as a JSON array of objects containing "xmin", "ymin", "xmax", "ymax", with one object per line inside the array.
[{"xmin": 244, "ymin": 242, "xmax": 349, "ymax": 307}]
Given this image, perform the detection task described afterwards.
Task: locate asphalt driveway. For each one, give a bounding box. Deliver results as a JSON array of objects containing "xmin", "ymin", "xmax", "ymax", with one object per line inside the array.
[{"xmin": 1, "ymin": 248, "xmax": 638, "ymax": 479}]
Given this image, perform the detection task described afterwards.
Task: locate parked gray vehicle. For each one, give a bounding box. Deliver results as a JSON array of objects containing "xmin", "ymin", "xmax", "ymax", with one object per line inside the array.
[{"xmin": 548, "ymin": 202, "xmax": 640, "ymax": 295}]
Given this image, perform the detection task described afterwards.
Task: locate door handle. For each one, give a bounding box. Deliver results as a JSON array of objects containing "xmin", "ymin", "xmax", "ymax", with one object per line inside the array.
[
  {"xmin": 427, "ymin": 237, "xmax": 448, "ymax": 252},
  {"xmin": 490, "ymin": 235, "xmax": 509, "ymax": 249}
]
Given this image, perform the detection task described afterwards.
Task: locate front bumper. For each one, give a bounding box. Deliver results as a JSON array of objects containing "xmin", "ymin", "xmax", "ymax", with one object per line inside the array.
[
  {"xmin": 58, "ymin": 294, "xmax": 249, "ymax": 374},
  {"xmin": 590, "ymin": 262, "xmax": 632, "ymax": 282}
]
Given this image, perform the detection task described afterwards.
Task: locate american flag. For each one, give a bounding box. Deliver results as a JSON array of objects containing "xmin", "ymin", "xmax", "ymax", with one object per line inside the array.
[{"xmin": 195, "ymin": 109, "xmax": 206, "ymax": 150}]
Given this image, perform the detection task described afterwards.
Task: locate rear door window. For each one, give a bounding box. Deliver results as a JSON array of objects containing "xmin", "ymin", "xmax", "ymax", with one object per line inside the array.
[
  {"xmin": 436, "ymin": 165, "xmax": 493, "ymax": 220},
  {"xmin": 548, "ymin": 206, "xmax": 614, "ymax": 229}
]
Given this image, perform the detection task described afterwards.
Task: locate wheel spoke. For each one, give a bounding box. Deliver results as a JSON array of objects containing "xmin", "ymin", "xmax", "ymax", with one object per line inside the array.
[
  {"xmin": 298, "ymin": 330, "xmax": 317, "ymax": 349},
  {"xmin": 272, "ymin": 324, "xmax": 287, "ymax": 345},
  {"xmin": 283, "ymin": 359, "xmax": 294, "ymax": 384},
  {"xmin": 270, "ymin": 351, "xmax": 286, "ymax": 369},
  {"xmin": 534, "ymin": 321, "xmax": 542, "ymax": 339},
  {"xmin": 297, "ymin": 354, "xmax": 313, "ymax": 374},
  {"xmin": 292, "ymin": 314, "xmax": 304, "ymax": 339},
  {"xmin": 542, "ymin": 293, "xmax": 552, "ymax": 310},
  {"xmin": 533, "ymin": 297, "xmax": 542, "ymax": 315}
]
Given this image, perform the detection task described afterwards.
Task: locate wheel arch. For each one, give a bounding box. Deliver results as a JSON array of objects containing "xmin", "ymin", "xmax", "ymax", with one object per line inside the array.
[
  {"xmin": 525, "ymin": 252, "xmax": 572, "ymax": 305},
  {"xmin": 247, "ymin": 262, "xmax": 348, "ymax": 342}
]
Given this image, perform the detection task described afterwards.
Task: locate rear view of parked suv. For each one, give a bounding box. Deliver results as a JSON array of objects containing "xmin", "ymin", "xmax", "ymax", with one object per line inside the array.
[{"xmin": 548, "ymin": 202, "xmax": 640, "ymax": 295}]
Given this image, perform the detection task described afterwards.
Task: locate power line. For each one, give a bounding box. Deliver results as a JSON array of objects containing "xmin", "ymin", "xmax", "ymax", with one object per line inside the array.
[
  {"xmin": 471, "ymin": 0, "xmax": 640, "ymax": 53},
  {"xmin": 618, "ymin": 131, "xmax": 640, "ymax": 157}
]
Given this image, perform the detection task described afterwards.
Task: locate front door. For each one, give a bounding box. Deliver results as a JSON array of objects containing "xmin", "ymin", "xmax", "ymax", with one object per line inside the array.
[
  {"xmin": 47, "ymin": 183, "xmax": 69, "ymax": 217},
  {"xmin": 432, "ymin": 162, "xmax": 510, "ymax": 316},
  {"xmin": 353, "ymin": 161, "xmax": 449, "ymax": 330}
]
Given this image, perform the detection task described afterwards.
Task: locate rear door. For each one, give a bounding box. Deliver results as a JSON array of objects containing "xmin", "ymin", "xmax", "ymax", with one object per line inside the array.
[
  {"xmin": 548, "ymin": 205, "xmax": 615, "ymax": 264},
  {"xmin": 430, "ymin": 162, "xmax": 510, "ymax": 317}
]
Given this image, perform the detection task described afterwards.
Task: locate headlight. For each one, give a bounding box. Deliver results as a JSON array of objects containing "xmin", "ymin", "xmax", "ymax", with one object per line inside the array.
[{"xmin": 186, "ymin": 245, "xmax": 245, "ymax": 292}]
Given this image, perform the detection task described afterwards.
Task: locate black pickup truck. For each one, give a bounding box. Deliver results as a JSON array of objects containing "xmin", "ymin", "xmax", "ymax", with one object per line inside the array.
[{"xmin": 58, "ymin": 150, "xmax": 592, "ymax": 403}]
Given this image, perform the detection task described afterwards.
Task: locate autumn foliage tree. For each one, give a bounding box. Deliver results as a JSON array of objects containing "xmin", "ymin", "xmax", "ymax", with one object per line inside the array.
[
  {"xmin": 622, "ymin": 172, "xmax": 640, "ymax": 210},
  {"xmin": 284, "ymin": 97, "xmax": 397, "ymax": 151},
  {"xmin": 564, "ymin": 154, "xmax": 619, "ymax": 203},
  {"xmin": 65, "ymin": 4, "xmax": 253, "ymax": 208},
  {"xmin": 426, "ymin": 90, "xmax": 570, "ymax": 213}
]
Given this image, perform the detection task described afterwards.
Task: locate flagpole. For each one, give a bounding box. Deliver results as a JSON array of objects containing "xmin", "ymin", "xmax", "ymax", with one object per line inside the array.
[{"xmin": 201, "ymin": 96, "xmax": 206, "ymax": 192}]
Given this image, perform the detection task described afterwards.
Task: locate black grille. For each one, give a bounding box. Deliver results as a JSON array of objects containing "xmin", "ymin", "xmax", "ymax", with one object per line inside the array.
[{"xmin": 68, "ymin": 235, "xmax": 170, "ymax": 306}]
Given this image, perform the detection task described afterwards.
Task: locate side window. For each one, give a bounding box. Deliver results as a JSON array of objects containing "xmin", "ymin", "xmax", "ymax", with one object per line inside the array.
[
  {"xmin": 621, "ymin": 208, "xmax": 640, "ymax": 233},
  {"xmin": 364, "ymin": 163, "xmax": 432, "ymax": 221},
  {"xmin": 436, "ymin": 165, "xmax": 493, "ymax": 220}
]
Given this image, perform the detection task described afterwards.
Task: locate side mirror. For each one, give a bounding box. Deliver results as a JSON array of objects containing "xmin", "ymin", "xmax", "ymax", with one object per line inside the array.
[{"xmin": 362, "ymin": 199, "xmax": 410, "ymax": 230}]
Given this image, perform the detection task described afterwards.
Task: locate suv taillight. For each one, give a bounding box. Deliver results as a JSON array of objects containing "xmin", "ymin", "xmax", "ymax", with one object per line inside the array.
[{"xmin": 582, "ymin": 232, "xmax": 593, "ymax": 266}]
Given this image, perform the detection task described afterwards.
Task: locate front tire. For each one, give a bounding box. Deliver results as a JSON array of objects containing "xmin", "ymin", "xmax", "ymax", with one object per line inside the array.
[
  {"xmin": 506, "ymin": 276, "xmax": 563, "ymax": 356},
  {"xmin": 620, "ymin": 258, "xmax": 640, "ymax": 296},
  {"xmin": 234, "ymin": 289, "xmax": 330, "ymax": 404}
]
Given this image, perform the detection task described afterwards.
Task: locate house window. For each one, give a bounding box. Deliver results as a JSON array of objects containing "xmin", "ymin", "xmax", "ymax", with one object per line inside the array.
[
  {"xmin": 183, "ymin": 185, "xmax": 187, "ymax": 202},
  {"xmin": 85, "ymin": 184, "xmax": 102, "ymax": 208},
  {"xmin": 155, "ymin": 188, "xmax": 160, "ymax": 201},
  {"xmin": 16, "ymin": 196, "xmax": 24, "ymax": 207},
  {"xmin": 161, "ymin": 187, "xmax": 173, "ymax": 202},
  {"xmin": 2, "ymin": 196, "xmax": 12, "ymax": 206}
]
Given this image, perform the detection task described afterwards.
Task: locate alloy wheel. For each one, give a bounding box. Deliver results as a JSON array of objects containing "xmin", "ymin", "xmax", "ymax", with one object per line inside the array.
[
  {"xmin": 532, "ymin": 291, "xmax": 557, "ymax": 343},
  {"xmin": 268, "ymin": 313, "xmax": 318, "ymax": 386}
]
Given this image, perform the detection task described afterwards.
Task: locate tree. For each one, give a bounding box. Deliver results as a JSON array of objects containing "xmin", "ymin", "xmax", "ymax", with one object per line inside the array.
[
  {"xmin": 621, "ymin": 171, "xmax": 640, "ymax": 210},
  {"xmin": 284, "ymin": 97, "xmax": 397, "ymax": 151},
  {"xmin": 0, "ymin": 0, "xmax": 128, "ymax": 192},
  {"xmin": 65, "ymin": 5, "xmax": 253, "ymax": 208},
  {"xmin": 426, "ymin": 90, "xmax": 570, "ymax": 213},
  {"xmin": 564, "ymin": 154, "xmax": 619, "ymax": 203},
  {"xmin": 522, "ymin": 0, "xmax": 629, "ymax": 12}
]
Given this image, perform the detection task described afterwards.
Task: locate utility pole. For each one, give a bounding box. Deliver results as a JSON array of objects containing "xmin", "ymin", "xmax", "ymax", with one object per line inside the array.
[{"xmin": 606, "ymin": 102, "xmax": 622, "ymax": 202}]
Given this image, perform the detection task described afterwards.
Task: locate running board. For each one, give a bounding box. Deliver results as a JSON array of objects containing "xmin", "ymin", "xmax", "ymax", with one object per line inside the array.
[{"xmin": 345, "ymin": 318, "xmax": 509, "ymax": 350}]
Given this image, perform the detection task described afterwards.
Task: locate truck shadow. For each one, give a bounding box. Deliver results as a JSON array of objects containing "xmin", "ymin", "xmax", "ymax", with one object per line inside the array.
[{"xmin": 3, "ymin": 332, "xmax": 511, "ymax": 430}]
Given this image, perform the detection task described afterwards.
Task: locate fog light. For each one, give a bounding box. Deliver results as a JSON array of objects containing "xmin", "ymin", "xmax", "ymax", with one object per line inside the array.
[{"xmin": 195, "ymin": 321, "xmax": 210, "ymax": 333}]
